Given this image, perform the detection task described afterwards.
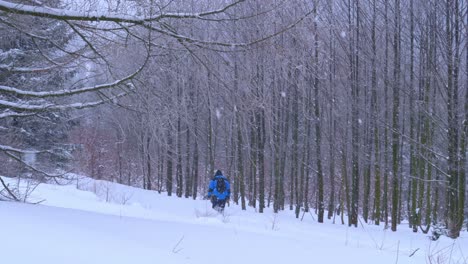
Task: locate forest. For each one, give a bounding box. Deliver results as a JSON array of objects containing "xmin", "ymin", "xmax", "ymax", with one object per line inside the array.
[{"xmin": 0, "ymin": 0, "xmax": 467, "ymax": 238}]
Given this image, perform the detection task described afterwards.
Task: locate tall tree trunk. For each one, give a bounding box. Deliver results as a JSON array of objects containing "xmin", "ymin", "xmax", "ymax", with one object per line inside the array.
[
  {"xmin": 304, "ymin": 118, "xmax": 311, "ymax": 214},
  {"xmin": 349, "ymin": 0, "xmax": 360, "ymax": 228},
  {"xmin": 313, "ymin": 4, "xmax": 324, "ymax": 223},
  {"xmin": 391, "ymin": 0, "xmax": 401, "ymax": 232},
  {"xmin": 192, "ymin": 135, "xmax": 199, "ymax": 200},
  {"xmin": 207, "ymin": 72, "xmax": 215, "ymax": 180},
  {"xmin": 192, "ymin": 95, "xmax": 199, "ymax": 200},
  {"xmin": 371, "ymin": 0, "xmax": 381, "ymax": 226},
  {"xmin": 408, "ymin": 0, "xmax": 418, "ymax": 232},
  {"xmin": 445, "ymin": 0, "xmax": 461, "ymax": 238},
  {"xmin": 279, "ymin": 87, "xmax": 290, "ymax": 211},
  {"xmin": 453, "ymin": 0, "xmax": 464, "ymax": 236},
  {"xmin": 291, "ymin": 68, "xmax": 299, "ymax": 212},
  {"xmin": 157, "ymin": 146, "xmax": 164, "ymax": 193},
  {"xmin": 327, "ymin": 24, "xmax": 336, "ymax": 219},
  {"xmin": 383, "ymin": 0, "xmax": 390, "ymax": 228},
  {"xmin": 273, "ymin": 86, "xmax": 282, "ymax": 213},
  {"xmin": 249, "ymin": 114, "xmax": 257, "ymax": 208},
  {"xmin": 176, "ymin": 108, "xmax": 183, "ymax": 198},
  {"xmin": 236, "ymin": 111, "xmax": 246, "ymax": 210},
  {"xmin": 166, "ymin": 130, "xmax": 173, "ymax": 196},
  {"xmin": 258, "ymin": 104, "xmax": 266, "ymax": 213},
  {"xmin": 462, "ymin": 5, "xmax": 468, "ymax": 232},
  {"xmin": 184, "ymin": 125, "xmax": 191, "ymax": 198},
  {"xmin": 342, "ymin": 126, "xmax": 351, "ymax": 225},
  {"xmin": 146, "ymin": 136, "xmax": 152, "ymax": 190}
]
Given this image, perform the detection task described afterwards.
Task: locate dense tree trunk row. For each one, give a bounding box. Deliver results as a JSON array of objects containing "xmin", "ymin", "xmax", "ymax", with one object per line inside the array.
[
  {"xmin": 1, "ymin": 0, "xmax": 466, "ymax": 237},
  {"xmin": 75, "ymin": 0, "xmax": 466, "ymax": 237}
]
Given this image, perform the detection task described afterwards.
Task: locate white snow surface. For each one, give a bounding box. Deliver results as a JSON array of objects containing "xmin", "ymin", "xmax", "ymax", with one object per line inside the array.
[{"xmin": 1, "ymin": 175, "xmax": 467, "ymax": 264}]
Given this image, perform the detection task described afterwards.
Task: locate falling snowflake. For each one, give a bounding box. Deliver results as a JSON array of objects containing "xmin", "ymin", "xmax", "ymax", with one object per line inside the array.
[
  {"xmin": 340, "ymin": 31, "xmax": 346, "ymax": 38},
  {"xmin": 24, "ymin": 152, "xmax": 36, "ymax": 166},
  {"xmin": 281, "ymin": 91, "xmax": 286, "ymax": 97},
  {"xmin": 216, "ymin": 108, "xmax": 222, "ymax": 119}
]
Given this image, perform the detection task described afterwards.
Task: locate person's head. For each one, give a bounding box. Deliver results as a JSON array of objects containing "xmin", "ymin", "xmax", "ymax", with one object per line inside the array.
[{"xmin": 215, "ymin": 170, "xmax": 223, "ymax": 176}]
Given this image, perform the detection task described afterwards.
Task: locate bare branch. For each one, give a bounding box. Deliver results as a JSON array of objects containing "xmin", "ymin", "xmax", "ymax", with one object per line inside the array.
[
  {"xmin": 3, "ymin": 151, "xmax": 71, "ymax": 179},
  {"xmin": 0, "ymin": 145, "xmax": 46, "ymax": 154},
  {"xmin": 0, "ymin": 176, "xmax": 19, "ymax": 201},
  {"xmin": 0, "ymin": 64, "xmax": 68, "ymax": 73},
  {"xmin": 0, "ymin": 0, "xmax": 245, "ymax": 23},
  {"xmin": 0, "ymin": 87, "xmax": 134, "ymax": 112},
  {"xmin": 0, "ymin": 111, "xmax": 36, "ymax": 119},
  {"xmin": 0, "ymin": 57, "xmax": 144, "ymax": 98}
]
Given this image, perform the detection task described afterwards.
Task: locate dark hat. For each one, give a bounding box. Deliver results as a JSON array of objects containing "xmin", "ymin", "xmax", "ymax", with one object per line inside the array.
[{"xmin": 215, "ymin": 170, "xmax": 223, "ymax": 176}]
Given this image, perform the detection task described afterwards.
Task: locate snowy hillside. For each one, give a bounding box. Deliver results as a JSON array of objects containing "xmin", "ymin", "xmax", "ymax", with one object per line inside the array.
[{"xmin": 1, "ymin": 176, "xmax": 467, "ymax": 264}]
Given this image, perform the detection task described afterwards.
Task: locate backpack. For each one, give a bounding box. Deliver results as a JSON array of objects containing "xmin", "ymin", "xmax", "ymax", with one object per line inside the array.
[{"xmin": 215, "ymin": 177, "xmax": 226, "ymax": 194}]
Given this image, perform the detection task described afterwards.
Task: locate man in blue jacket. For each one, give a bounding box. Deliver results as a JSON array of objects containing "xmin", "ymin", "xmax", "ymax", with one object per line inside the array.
[{"xmin": 207, "ymin": 170, "xmax": 230, "ymax": 213}]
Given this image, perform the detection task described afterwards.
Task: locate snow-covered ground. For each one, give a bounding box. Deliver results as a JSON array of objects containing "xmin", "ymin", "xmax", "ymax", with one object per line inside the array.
[{"xmin": 1, "ymin": 176, "xmax": 467, "ymax": 264}]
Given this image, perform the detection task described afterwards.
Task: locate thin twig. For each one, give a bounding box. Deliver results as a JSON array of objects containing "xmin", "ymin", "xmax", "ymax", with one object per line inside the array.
[
  {"xmin": 0, "ymin": 176, "xmax": 19, "ymax": 201},
  {"xmin": 172, "ymin": 235, "xmax": 184, "ymax": 254},
  {"xmin": 409, "ymin": 248, "xmax": 419, "ymax": 257}
]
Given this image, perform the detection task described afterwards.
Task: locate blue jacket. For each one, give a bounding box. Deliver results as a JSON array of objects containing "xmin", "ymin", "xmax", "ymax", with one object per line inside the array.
[{"xmin": 207, "ymin": 175, "xmax": 230, "ymax": 200}]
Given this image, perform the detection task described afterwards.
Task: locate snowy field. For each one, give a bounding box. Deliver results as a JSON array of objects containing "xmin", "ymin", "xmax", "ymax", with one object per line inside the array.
[{"xmin": 1, "ymin": 176, "xmax": 467, "ymax": 264}]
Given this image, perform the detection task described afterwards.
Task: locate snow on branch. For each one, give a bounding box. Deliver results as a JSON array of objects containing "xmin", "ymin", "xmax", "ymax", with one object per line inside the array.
[
  {"xmin": 0, "ymin": 87, "xmax": 134, "ymax": 112},
  {"xmin": 0, "ymin": 110, "xmax": 36, "ymax": 119},
  {"xmin": 1, "ymin": 1, "xmax": 311, "ymax": 50},
  {"xmin": 0, "ymin": 144, "xmax": 45, "ymax": 154},
  {"xmin": 0, "ymin": 64, "xmax": 66, "ymax": 73},
  {"xmin": 0, "ymin": 58, "xmax": 144, "ymax": 98},
  {"xmin": 0, "ymin": 0, "xmax": 244, "ymax": 24}
]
